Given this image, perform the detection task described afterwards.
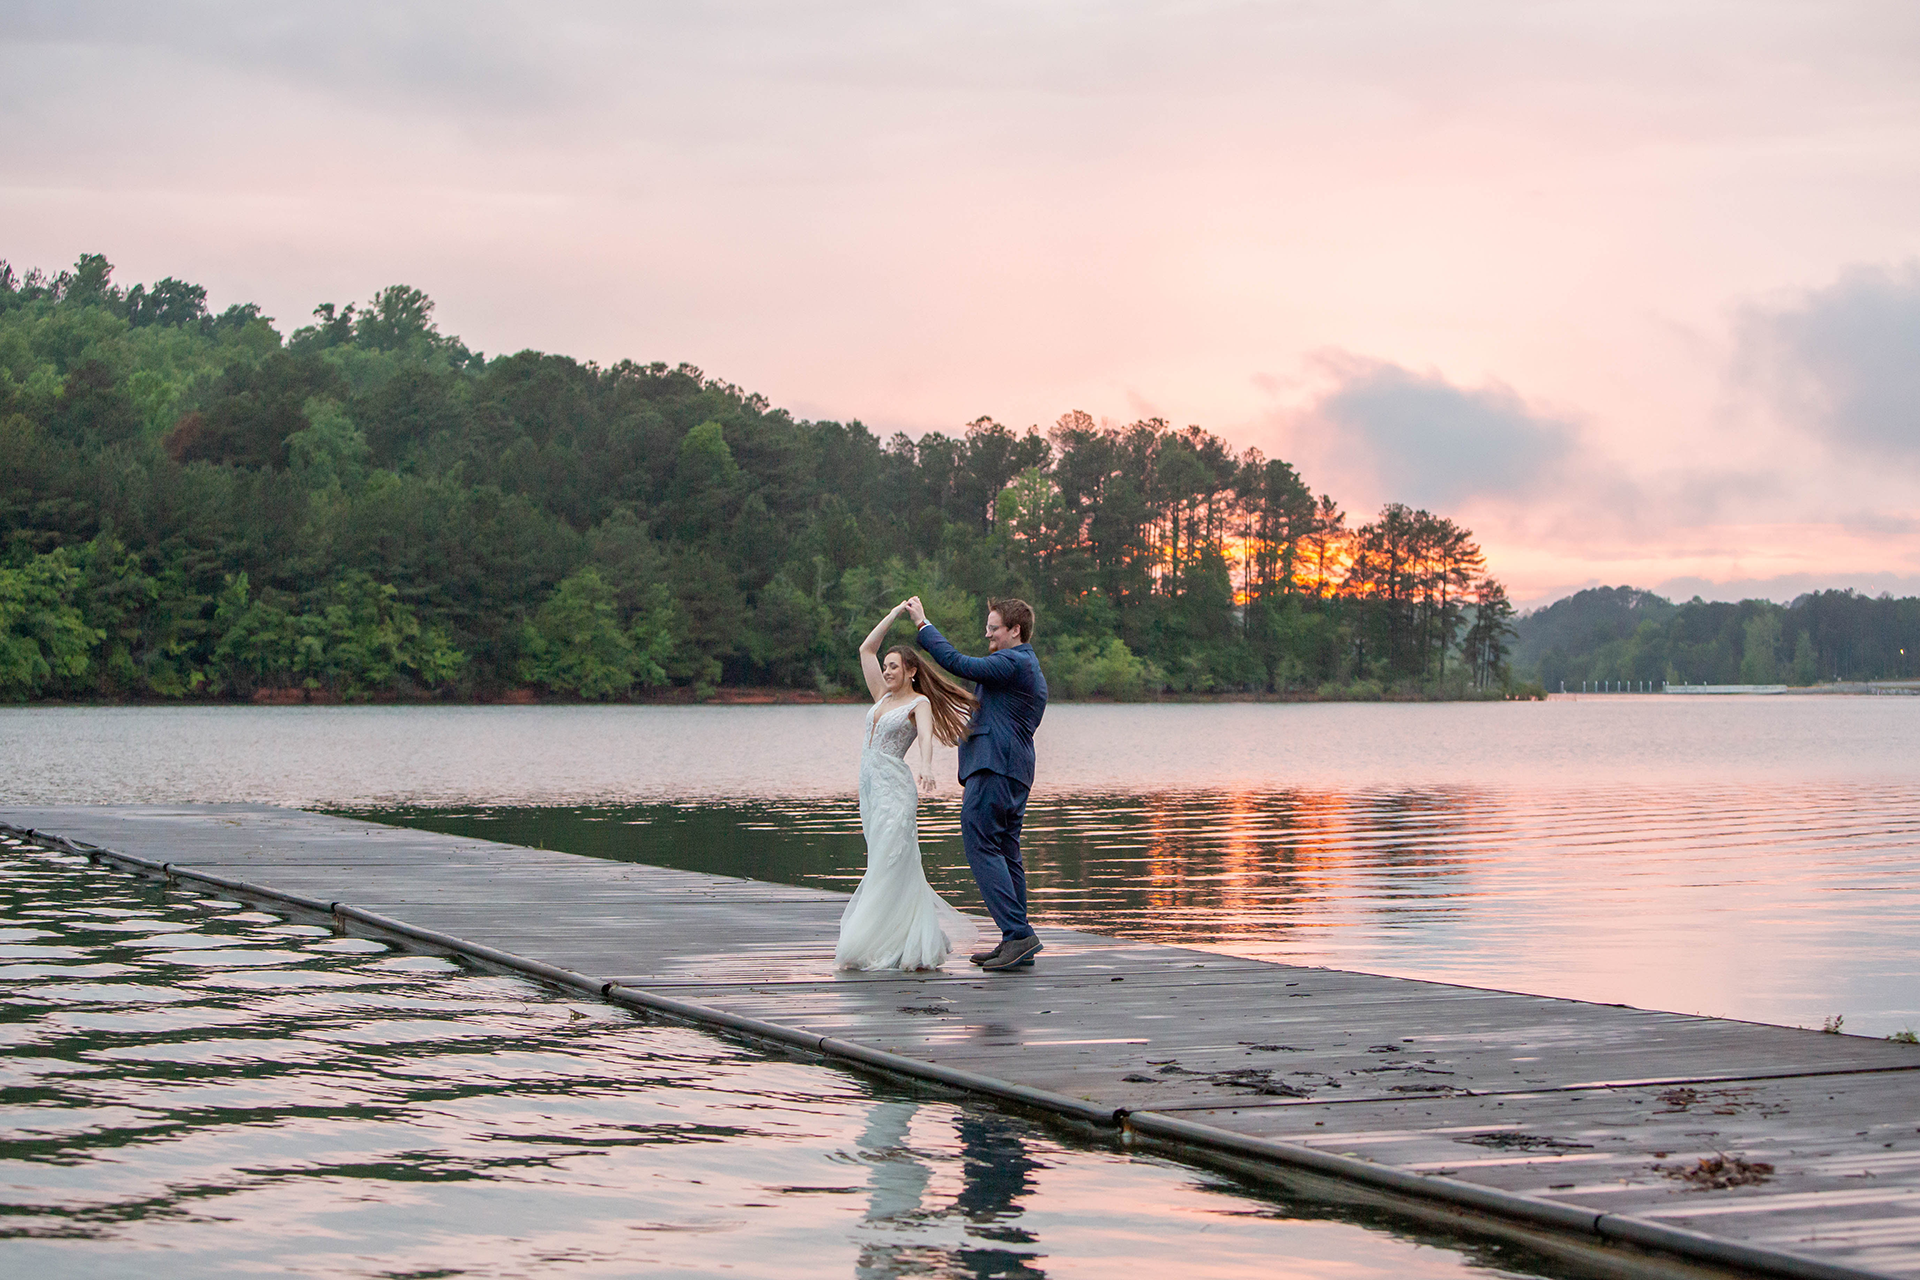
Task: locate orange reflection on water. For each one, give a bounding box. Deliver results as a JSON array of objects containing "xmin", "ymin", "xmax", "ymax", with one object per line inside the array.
[{"xmin": 384, "ymin": 775, "xmax": 1920, "ymax": 1038}]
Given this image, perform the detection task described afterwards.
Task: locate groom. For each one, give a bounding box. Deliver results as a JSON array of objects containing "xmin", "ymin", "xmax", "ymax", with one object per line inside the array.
[{"xmin": 906, "ymin": 595, "xmax": 1047, "ymax": 972}]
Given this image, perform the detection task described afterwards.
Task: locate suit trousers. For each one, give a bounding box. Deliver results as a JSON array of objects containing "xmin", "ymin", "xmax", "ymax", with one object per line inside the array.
[{"xmin": 960, "ymin": 769, "xmax": 1033, "ymax": 941}]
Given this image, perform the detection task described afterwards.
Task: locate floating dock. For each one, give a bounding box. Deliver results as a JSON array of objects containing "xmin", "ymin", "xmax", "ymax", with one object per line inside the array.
[{"xmin": 4, "ymin": 804, "xmax": 1916, "ymax": 1280}]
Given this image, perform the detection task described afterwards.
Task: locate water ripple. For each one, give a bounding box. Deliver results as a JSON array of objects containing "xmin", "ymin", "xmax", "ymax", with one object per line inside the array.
[{"xmin": 1, "ymin": 845, "xmax": 1565, "ymax": 1279}]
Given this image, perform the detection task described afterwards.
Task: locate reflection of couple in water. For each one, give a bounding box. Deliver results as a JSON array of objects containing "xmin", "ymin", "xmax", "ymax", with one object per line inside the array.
[
  {"xmin": 834, "ymin": 596, "xmax": 1047, "ymax": 974},
  {"xmin": 854, "ymin": 1102, "xmax": 1045, "ymax": 1280}
]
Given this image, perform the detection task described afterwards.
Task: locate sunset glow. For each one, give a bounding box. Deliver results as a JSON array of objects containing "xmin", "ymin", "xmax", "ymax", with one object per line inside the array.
[{"xmin": 5, "ymin": 3, "xmax": 1917, "ymax": 604}]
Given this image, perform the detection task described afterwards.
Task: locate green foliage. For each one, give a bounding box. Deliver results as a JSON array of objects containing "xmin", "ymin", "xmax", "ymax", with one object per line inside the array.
[
  {"xmin": 1, "ymin": 249, "xmax": 1530, "ymax": 702},
  {"xmin": 1463, "ymin": 579, "xmax": 1517, "ymax": 690},
  {"xmin": 1791, "ymin": 631, "xmax": 1818, "ymax": 686},
  {"xmin": 209, "ymin": 570, "xmax": 464, "ymax": 700},
  {"xmin": 299, "ymin": 572, "xmax": 464, "ymax": 699},
  {"xmin": 163, "ymin": 350, "xmax": 343, "ymax": 469},
  {"xmin": 0, "ymin": 548, "xmax": 101, "ymax": 698},
  {"xmin": 1039, "ymin": 634, "xmax": 1154, "ymax": 699},
  {"xmin": 1739, "ymin": 611, "xmax": 1782, "ymax": 684},
  {"xmin": 1329, "ymin": 677, "xmax": 1385, "ymax": 701},
  {"xmin": 627, "ymin": 583, "xmax": 679, "ymax": 690},
  {"xmin": 210, "ymin": 572, "xmax": 300, "ymax": 694},
  {"xmin": 519, "ymin": 567, "xmax": 668, "ymax": 700},
  {"xmin": 288, "ymin": 398, "xmax": 371, "ymax": 491},
  {"xmin": 747, "ymin": 570, "xmax": 832, "ymax": 689},
  {"xmin": 1518, "ymin": 587, "xmax": 1920, "ymax": 688}
]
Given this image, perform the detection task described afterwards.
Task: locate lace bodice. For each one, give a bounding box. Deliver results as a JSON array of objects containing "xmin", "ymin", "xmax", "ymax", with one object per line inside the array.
[{"xmin": 864, "ymin": 699, "xmax": 923, "ymax": 758}]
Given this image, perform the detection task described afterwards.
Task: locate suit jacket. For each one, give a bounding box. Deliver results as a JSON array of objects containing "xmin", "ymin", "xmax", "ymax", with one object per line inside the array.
[{"xmin": 917, "ymin": 622, "xmax": 1047, "ymax": 785}]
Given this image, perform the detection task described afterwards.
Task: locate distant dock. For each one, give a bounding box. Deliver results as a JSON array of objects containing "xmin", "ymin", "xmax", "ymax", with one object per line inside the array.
[{"xmin": 5, "ymin": 805, "xmax": 1917, "ymax": 1280}]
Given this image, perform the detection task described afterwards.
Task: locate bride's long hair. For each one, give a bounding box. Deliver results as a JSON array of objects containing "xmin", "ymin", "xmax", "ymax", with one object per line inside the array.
[{"xmin": 888, "ymin": 645, "xmax": 975, "ymax": 747}]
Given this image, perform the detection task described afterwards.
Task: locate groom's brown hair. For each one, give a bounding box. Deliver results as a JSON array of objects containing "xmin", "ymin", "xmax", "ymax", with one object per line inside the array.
[{"xmin": 989, "ymin": 598, "xmax": 1034, "ymax": 644}]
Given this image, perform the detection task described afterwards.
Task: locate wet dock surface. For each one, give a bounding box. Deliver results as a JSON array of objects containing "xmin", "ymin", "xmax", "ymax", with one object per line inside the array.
[{"xmin": 6, "ymin": 803, "xmax": 1917, "ymax": 1279}]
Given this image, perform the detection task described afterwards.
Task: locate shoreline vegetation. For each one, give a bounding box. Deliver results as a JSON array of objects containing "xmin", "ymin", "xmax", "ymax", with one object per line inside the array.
[
  {"xmin": 1514, "ymin": 585, "xmax": 1920, "ymax": 691},
  {"xmin": 14, "ymin": 681, "xmax": 1542, "ymax": 708},
  {"xmin": 5, "ymin": 253, "xmax": 1910, "ymax": 709},
  {"xmin": 1, "ymin": 252, "xmax": 1533, "ymax": 707}
]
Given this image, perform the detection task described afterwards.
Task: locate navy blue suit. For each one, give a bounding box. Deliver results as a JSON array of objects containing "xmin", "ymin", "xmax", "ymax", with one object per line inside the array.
[{"xmin": 917, "ymin": 622, "xmax": 1047, "ymax": 941}]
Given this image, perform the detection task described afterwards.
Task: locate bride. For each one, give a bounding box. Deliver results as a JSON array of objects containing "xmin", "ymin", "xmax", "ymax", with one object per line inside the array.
[{"xmin": 835, "ymin": 602, "xmax": 980, "ymax": 971}]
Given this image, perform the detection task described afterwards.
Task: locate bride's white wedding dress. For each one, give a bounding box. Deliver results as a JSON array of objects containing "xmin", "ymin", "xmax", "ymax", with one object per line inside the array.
[{"xmin": 835, "ymin": 698, "xmax": 977, "ymax": 971}]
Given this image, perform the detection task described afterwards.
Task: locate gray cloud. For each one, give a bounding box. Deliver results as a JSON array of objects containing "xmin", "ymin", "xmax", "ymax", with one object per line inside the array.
[
  {"xmin": 1, "ymin": 1, "xmax": 571, "ymax": 114},
  {"xmin": 13, "ymin": 1, "xmax": 1918, "ymax": 150},
  {"xmin": 1739, "ymin": 261, "xmax": 1920, "ymax": 461},
  {"xmin": 1311, "ymin": 357, "xmax": 1578, "ymax": 509}
]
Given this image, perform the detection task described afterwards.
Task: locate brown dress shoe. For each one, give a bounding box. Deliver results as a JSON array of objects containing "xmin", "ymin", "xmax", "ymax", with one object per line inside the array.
[
  {"xmin": 970, "ymin": 939, "xmax": 1010, "ymax": 965},
  {"xmin": 982, "ymin": 935, "xmax": 1042, "ymax": 971}
]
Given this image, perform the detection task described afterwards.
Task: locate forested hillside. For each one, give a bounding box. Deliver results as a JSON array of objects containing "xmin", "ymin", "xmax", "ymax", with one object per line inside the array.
[
  {"xmin": 2, "ymin": 253, "xmax": 1520, "ymax": 703},
  {"xmin": 1515, "ymin": 586, "xmax": 1920, "ymax": 688}
]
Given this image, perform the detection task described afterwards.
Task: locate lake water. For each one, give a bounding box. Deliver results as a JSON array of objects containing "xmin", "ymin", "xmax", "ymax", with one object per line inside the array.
[
  {"xmin": 6, "ymin": 700, "xmax": 1917, "ymax": 1036},
  {"xmin": 5, "ymin": 699, "xmax": 1919, "ymax": 1275},
  {"xmin": 1, "ymin": 839, "xmax": 1563, "ymax": 1278}
]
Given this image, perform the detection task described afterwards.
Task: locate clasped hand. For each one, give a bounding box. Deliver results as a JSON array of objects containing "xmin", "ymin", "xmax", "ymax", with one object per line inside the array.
[{"xmin": 916, "ymin": 771, "xmax": 936, "ymax": 794}]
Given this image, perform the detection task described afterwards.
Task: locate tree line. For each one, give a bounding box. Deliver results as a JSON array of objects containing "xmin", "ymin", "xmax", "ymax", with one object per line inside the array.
[
  {"xmin": 1514, "ymin": 585, "xmax": 1920, "ymax": 688},
  {"xmin": 1, "ymin": 252, "xmax": 1523, "ymax": 703}
]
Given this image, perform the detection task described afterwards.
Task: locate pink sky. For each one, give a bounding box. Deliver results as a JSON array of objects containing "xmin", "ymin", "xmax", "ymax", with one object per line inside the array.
[{"xmin": 5, "ymin": 2, "xmax": 1918, "ymax": 606}]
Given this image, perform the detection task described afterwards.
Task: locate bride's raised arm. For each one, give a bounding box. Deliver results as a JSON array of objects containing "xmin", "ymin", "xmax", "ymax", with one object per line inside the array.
[{"xmin": 858, "ymin": 602, "xmax": 908, "ymax": 701}]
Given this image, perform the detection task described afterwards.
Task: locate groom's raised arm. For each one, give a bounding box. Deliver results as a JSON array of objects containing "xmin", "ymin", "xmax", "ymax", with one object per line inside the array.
[{"xmin": 917, "ymin": 622, "xmax": 1019, "ymax": 687}]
